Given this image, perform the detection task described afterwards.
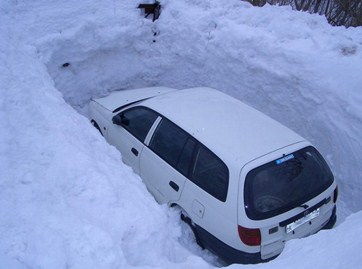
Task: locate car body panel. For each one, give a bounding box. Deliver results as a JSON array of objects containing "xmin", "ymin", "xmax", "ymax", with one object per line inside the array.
[
  {"xmin": 236, "ymin": 141, "xmax": 337, "ymax": 259},
  {"xmin": 140, "ymin": 87, "xmax": 305, "ymax": 169},
  {"xmin": 93, "ymin": 86, "xmax": 177, "ymax": 112},
  {"xmin": 107, "ymin": 123, "xmax": 145, "ymax": 173},
  {"xmin": 89, "ymin": 86, "xmax": 337, "ymax": 264},
  {"xmin": 140, "ymin": 145, "xmax": 188, "ymax": 203}
]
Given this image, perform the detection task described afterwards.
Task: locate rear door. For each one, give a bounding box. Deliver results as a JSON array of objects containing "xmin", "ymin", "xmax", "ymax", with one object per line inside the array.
[
  {"xmin": 238, "ymin": 143, "xmax": 336, "ymax": 260},
  {"xmin": 107, "ymin": 106, "xmax": 159, "ymax": 174},
  {"xmin": 140, "ymin": 117, "xmax": 194, "ymax": 203}
]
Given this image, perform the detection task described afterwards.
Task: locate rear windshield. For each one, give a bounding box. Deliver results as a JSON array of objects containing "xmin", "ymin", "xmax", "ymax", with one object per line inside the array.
[{"xmin": 244, "ymin": 146, "xmax": 334, "ymax": 220}]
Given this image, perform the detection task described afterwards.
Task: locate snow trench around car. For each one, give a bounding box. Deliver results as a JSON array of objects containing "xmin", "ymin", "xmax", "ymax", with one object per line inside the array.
[
  {"xmin": 37, "ymin": 1, "xmax": 362, "ymax": 219},
  {"xmin": 2, "ymin": 0, "xmax": 362, "ymax": 268}
]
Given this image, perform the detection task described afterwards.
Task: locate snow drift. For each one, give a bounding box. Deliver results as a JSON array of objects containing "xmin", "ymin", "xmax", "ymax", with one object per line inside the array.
[{"xmin": 1, "ymin": 0, "xmax": 362, "ymax": 268}]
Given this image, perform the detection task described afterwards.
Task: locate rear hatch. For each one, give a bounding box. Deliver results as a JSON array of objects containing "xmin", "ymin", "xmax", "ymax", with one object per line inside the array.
[{"xmin": 238, "ymin": 143, "xmax": 336, "ymax": 260}]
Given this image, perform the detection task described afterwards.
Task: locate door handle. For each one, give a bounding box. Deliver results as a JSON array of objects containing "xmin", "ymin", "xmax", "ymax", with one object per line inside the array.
[
  {"xmin": 169, "ymin": 181, "xmax": 179, "ymax": 192},
  {"xmin": 131, "ymin": 147, "xmax": 138, "ymax": 156}
]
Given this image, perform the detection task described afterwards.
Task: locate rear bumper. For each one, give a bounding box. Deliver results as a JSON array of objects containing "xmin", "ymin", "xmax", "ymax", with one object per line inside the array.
[
  {"xmin": 322, "ymin": 205, "xmax": 337, "ymax": 229},
  {"xmin": 195, "ymin": 225, "xmax": 271, "ymax": 265},
  {"xmin": 195, "ymin": 205, "xmax": 337, "ymax": 265}
]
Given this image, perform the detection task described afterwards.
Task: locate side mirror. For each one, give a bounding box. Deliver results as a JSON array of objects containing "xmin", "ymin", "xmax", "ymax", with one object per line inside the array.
[{"xmin": 112, "ymin": 113, "xmax": 129, "ymax": 126}]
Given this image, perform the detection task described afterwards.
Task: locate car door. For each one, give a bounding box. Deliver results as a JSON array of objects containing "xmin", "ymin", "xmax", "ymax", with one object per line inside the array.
[
  {"xmin": 140, "ymin": 117, "xmax": 195, "ymax": 204},
  {"xmin": 107, "ymin": 106, "xmax": 159, "ymax": 174}
]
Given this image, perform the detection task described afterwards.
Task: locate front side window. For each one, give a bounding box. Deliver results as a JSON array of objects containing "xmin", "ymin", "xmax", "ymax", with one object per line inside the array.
[
  {"xmin": 149, "ymin": 118, "xmax": 189, "ymax": 167},
  {"xmin": 120, "ymin": 107, "xmax": 158, "ymax": 142},
  {"xmin": 244, "ymin": 146, "xmax": 334, "ymax": 220},
  {"xmin": 190, "ymin": 145, "xmax": 229, "ymax": 202}
]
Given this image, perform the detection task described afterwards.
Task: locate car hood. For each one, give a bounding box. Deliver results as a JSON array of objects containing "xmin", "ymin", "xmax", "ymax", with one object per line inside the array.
[{"xmin": 92, "ymin": 86, "xmax": 177, "ymax": 112}]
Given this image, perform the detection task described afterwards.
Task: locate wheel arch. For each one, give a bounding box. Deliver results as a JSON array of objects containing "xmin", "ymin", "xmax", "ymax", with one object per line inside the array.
[{"xmin": 91, "ymin": 119, "xmax": 103, "ymax": 136}]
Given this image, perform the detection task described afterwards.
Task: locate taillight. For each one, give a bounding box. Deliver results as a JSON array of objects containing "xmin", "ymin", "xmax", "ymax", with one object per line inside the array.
[
  {"xmin": 238, "ymin": 225, "xmax": 261, "ymax": 246},
  {"xmin": 333, "ymin": 186, "xmax": 338, "ymax": 203}
]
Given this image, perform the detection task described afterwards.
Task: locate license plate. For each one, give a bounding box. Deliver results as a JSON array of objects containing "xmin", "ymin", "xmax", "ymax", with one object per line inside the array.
[{"xmin": 286, "ymin": 208, "xmax": 320, "ymax": 233}]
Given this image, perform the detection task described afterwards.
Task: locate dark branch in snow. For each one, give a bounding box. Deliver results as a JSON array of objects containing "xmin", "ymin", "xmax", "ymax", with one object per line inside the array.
[{"xmin": 244, "ymin": 0, "xmax": 362, "ymax": 27}]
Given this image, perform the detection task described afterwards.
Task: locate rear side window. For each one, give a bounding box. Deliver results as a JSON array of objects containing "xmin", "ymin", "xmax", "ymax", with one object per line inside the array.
[
  {"xmin": 190, "ymin": 145, "xmax": 229, "ymax": 202},
  {"xmin": 177, "ymin": 138, "xmax": 196, "ymax": 177},
  {"xmin": 148, "ymin": 117, "xmax": 228, "ymax": 202},
  {"xmin": 120, "ymin": 107, "xmax": 158, "ymax": 142},
  {"xmin": 149, "ymin": 118, "xmax": 189, "ymax": 167}
]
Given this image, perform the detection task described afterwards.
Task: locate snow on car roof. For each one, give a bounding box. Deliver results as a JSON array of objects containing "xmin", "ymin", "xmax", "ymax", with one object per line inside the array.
[{"xmin": 142, "ymin": 87, "xmax": 305, "ymax": 167}]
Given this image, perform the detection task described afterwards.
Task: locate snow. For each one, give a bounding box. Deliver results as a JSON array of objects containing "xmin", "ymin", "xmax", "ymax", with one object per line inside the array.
[{"xmin": 1, "ymin": 0, "xmax": 362, "ymax": 268}]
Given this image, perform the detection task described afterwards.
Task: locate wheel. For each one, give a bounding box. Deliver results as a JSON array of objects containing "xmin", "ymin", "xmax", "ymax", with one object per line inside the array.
[
  {"xmin": 91, "ymin": 120, "xmax": 103, "ymax": 136},
  {"xmin": 322, "ymin": 206, "xmax": 337, "ymax": 230},
  {"xmin": 180, "ymin": 211, "xmax": 204, "ymax": 249}
]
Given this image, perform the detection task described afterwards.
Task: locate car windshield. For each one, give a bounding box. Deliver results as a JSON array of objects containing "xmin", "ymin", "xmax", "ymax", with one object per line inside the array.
[{"xmin": 244, "ymin": 146, "xmax": 334, "ymax": 220}]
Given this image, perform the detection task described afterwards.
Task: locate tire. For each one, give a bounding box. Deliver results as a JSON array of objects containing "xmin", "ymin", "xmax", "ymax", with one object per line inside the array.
[
  {"xmin": 322, "ymin": 206, "xmax": 337, "ymax": 230},
  {"xmin": 91, "ymin": 120, "xmax": 103, "ymax": 136},
  {"xmin": 180, "ymin": 211, "xmax": 204, "ymax": 249}
]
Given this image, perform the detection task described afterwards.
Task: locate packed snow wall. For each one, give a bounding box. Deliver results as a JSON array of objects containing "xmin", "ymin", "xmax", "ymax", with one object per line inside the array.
[
  {"xmin": 37, "ymin": 1, "xmax": 362, "ymax": 219},
  {"xmin": 2, "ymin": 0, "xmax": 362, "ymax": 268}
]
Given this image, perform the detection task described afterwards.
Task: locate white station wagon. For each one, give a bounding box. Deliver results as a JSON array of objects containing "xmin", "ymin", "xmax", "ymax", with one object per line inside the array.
[{"xmin": 89, "ymin": 87, "xmax": 337, "ymax": 264}]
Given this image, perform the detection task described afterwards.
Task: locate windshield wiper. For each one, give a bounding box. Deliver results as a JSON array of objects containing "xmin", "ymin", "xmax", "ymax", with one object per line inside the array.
[{"xmin": 299, "ymin": 204, "xmax": 309, "ymax": 209}]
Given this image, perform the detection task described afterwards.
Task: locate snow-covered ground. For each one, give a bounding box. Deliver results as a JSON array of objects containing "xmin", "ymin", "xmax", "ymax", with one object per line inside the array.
[{"xmin": 1, "ymin": 0, "xmax": 362, "ymax": 268}]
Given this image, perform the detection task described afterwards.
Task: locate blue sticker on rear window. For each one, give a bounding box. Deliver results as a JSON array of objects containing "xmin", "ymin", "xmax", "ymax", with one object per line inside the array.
[{"xmin": 276, "ymin": 154, "xmax": 294, "ymax": 165}]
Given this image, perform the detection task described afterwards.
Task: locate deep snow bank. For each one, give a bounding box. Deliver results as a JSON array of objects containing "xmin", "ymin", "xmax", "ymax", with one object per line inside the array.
[
  {"xmin": 154, "ymin": 1, "xmax": 362, "ymax": 219},
  {"xmin": 0, "ymin": 4, "xmax": 212, "ymax": 268},
  {"xmin": 37, "ymin": 0, "xmax": 362, "ymax": 218},
  {"xmin": 1, "ymin": 0, "xmax": 362, "ymax": 268},
  {"xmin": 0, "ymin": 43, "xmax": 209, "ymax": 269},
  {"xmin": 233, "ymin": 210, "xmax": 362, "ymax": 269}
]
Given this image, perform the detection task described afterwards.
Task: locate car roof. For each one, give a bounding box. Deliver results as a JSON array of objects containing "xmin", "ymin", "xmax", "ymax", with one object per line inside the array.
[{"xmin": 141, "ymin": 87, "xmax": 305, "ymax": 168}]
